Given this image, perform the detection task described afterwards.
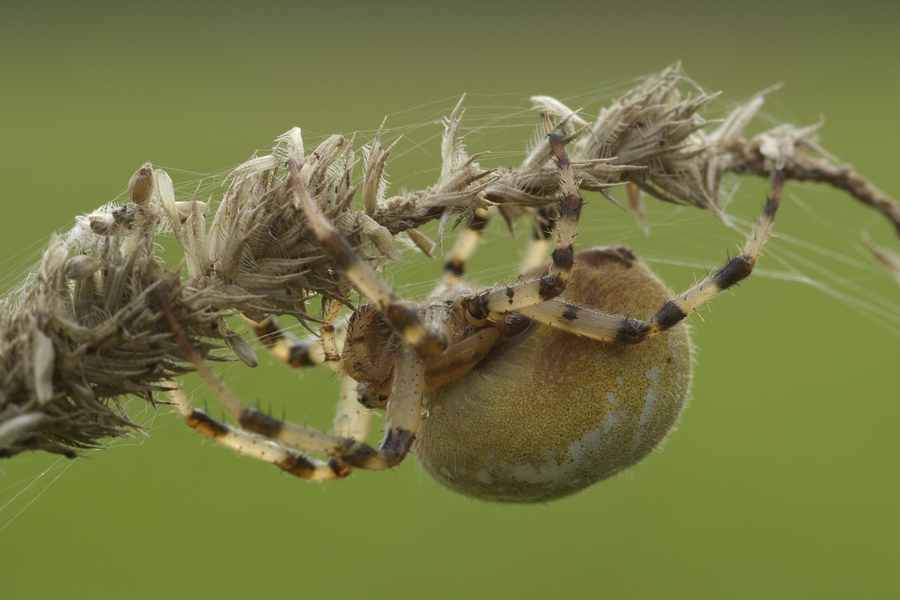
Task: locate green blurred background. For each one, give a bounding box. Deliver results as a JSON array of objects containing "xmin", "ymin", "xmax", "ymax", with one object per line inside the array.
[{"xmin": 1, "ymin": 1, "xmax": 898, "ymax": 598}]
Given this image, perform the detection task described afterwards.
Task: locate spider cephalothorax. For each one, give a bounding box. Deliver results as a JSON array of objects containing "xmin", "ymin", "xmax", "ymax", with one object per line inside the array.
[
  {"xmin": 159, "ymin": 121, "xmax": 782, "ymax": 503},
  {"xmin": 345, "ymin": 295, "xmax": 535, "ymax": 412}
]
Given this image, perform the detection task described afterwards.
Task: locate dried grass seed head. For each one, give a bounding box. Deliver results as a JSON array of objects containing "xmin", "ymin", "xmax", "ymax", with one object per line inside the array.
[{"xmin": 1, "ymin": 65, "xmax": 898, "ymax": 463}]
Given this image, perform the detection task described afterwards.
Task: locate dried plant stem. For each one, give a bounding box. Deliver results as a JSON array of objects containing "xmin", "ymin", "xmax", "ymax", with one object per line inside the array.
[
  {"xmin": 1, "ymin": 65, "xmax": 897, "ymax": 459},
  {"xmin": 729, "ymin": 145, "xmax": 900, "ymax": 236}
]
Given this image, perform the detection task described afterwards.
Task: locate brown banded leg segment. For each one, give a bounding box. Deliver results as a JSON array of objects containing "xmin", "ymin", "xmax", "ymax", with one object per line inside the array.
[
  {"xmin": 318, "ymin": 298, "xmax": 348, "ymax": 374},
  {"xmin": 332, "ymin": 375, "xmax": 373, "ymax": 442},
  {"xmin": 234, "ymin": 347, "xmax": 424, "ymax": 470},
  {"xmin": 521, "ymin": 205, "xmax": 557, "ymax": 274},
  {"xmin": 167, "ymin": 386, "xmax": 351, "ymax": 481},
  {"xmin": 374, "ymin": 345, "xmax": 425, "ymax": 465},
  {"xmin": 158, "ymin": 293, "xmax": 422, "ymax": 472},
  {"xmin": 287, "ymin": 159, "xmax": 446, "ymax": 358},
  {"xmin": 462, "ymin": 122, "xmax": 583, "ymax": 322},
  {"xmin": 625, "ymin": 171, "xmax": 785, "ymax": 342},
  {"xmin": 248, "ymin": 316, "xmax": 326, "ymax": 368},
  {"xmin": 442, "ymin": 207, "xmax": 490, "ymax": 286},
  {"xmin": 519, "ymin": 173, "xmax": 784, "ymax": 344},
  {"xmin": 248, "ymin": 305, "xmax": 349, "ymax": 375}
]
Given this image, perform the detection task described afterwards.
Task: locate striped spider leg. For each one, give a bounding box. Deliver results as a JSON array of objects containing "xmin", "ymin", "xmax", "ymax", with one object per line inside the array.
[
  {"xmin": 158, "ymin": 287, "xmax": 425, "ymax": 478},
  {"xmin": 248, "ymin": 300, "xmax": 373, "ymax": 441},
  {"xmin": 518, "ymin": 172, "xmax": 784, "ymax": 345},
  {"xmin": 455, "ymin": 124, "xmax": 585, "ymax": 324},
  {"xmin": 440, "ymin": 206, "xmax": 491, "ymax": 287}
]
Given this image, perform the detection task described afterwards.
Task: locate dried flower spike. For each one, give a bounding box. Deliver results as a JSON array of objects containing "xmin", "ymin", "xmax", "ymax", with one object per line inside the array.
[{"xmin": 1, "ymin": 65, "xmax": 897, "ymax": 465}]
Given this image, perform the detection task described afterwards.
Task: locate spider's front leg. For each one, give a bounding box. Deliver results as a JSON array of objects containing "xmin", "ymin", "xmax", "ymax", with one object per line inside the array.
[
  {"xmin": 165, "ymin": 385, "xmax": 352, "ymax": 481},
  {"xmin": 158, "ymin": 293, "xmax": 426, "ymax": 473},
  {"xmin": 287, "ymin": 159, "xmax": 447, "ymax": 358}
]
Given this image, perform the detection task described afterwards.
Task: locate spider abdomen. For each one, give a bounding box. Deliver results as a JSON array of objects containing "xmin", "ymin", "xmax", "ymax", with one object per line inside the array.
[{"xmin": 416, "ymin": 246, "xmax": 693, "ymax": 502}]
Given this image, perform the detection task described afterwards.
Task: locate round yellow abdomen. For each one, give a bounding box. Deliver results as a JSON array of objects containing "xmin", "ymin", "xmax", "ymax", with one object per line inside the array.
[{"xmin": 416, "ymin": 246, "xmax": 693, "ymax": 502}]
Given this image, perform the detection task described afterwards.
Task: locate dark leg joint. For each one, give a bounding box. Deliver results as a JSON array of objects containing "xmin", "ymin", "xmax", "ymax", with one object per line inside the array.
[
  {"xmin": 652, "ymin": 300, "xmax": 688, "ymax": 331},
  {"xmin": 466, "ymin": 294, "xmax": 491, "ymax": 321},
  {"xmin": 186, "ymin": 408, "xmax": 230, "ymax": 438},
  {"xmin": 339, "ymin": 429, "xmax": 413, "ymax": 470},
  {"xmin": 239, "ymin": 408, "xmax": 284, "ymax": 438},
  {"xmin": 277, "ymin": 454, "xmax": 328, "ymax": 478},
  {"xmin": 469, "ymin": 210, "xmax": 489, "ymax": 232},
  {"xmin": 340, "ymin": 442, "xmax": 382, "ymax": 468},
  {"xmin": 533, "ymin": 206, "xmax": 556, "ymax": 241},
  {"xmin": 251, "ymin": 317, "xmax": 283, "ymax": 347},
  {"xmin": 382, "ymin": 428, "xmax": 414, "ymax": 458},
  {"xmin": 614, "ymin": 319, "xmax": 651, "ymax": 345},
  {"xmin": 712, "ymin": 256, "xmax": 755, "ymax": 290},
  {"xmin": 558, "ymin": 193, "xmax": 583, "ymax": 221},
  {"xmin": 443, "ymin": 259, "xmax": 465, "ymax": 278},
  {"xmin": 538, "ymin": 273, "xmax": 564, "ymax": 300},
  {"xmin": 551, "ymin": 245, "xmax": 575, "ymax": 272},
  {"xmin": 288, "ymin": 343, "xmax": 320, "ymax": 368}
]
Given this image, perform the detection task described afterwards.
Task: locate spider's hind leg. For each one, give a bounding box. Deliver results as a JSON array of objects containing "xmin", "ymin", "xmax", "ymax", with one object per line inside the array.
[
  {"xmin": 518, "ymin": 172, "xmax": 785, "ymax": 344},
  {"xmin": 167, "ymin": 386, "xmax": 352, "ymax": 481}
]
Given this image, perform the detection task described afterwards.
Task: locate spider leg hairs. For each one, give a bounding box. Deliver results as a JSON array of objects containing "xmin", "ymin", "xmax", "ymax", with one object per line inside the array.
[{"xmin": 1, "ymin": 66, "xmax": 898, "ymax": 502}]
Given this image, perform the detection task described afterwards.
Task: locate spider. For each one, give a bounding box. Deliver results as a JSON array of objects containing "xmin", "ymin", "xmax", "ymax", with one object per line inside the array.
[{"xmin": 159, "ymin": 122, "xmax": 783, "ymax": 503}]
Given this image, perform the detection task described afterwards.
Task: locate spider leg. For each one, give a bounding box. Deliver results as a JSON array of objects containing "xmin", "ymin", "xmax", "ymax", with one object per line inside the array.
[
  {"xmin": 460, "ymin": 121, "xmax": 583, "ymax": 322},
  {"xmin": 248, "ymin": 298, "xmax": 349, "ymax": 374},
  {"xmin": 249, "ymin": 316, "xmax": 326, "ymax": 368},
  {"xmin": 249, "ymin": 345, "xmax": 423, "ymax": 469},
  {"xmin": 167, "ymin": 386, "xmax": 351, "ymax": 480},
  {"xmin": 333, "ymin": 375, "xmax": 372, "ymax": 441},
  {"xmin": 318, "ymin": 298, "xmax": 348, "ymax": 372},
  {"xmin": 249, "ymin": 298, "xmax": 371, "ymax": 440},
  {"xmin": 441, "ymin": 206, "xmax": 491, "ymax": 286},
  {"xmin": 288, "ymin": 159, "xmax": 446, "ymax": 358},
  {"xmin": 440, "ymin": 199, "xmax": 554, "ymax": 292},
  {"xmin": 519, "ymin": 172, "xmax": 785, "ymax": 344},
  {"xmin": 521, "ymin": 205, "xmax": 557, "ymax": 274},
  {"xmin": 159, "ymin": 293, "xmax": 423, "ymax": 471},
  {"xmin": 446, "ymin": 119, "xmax": 566, "ymax": 285}
]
